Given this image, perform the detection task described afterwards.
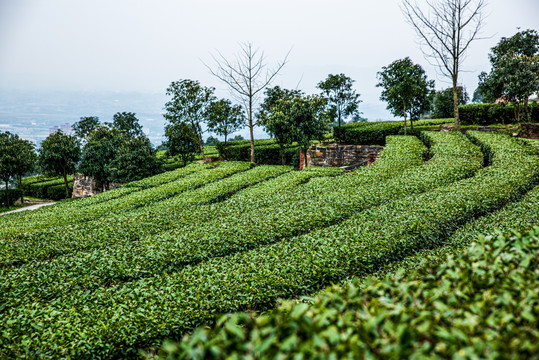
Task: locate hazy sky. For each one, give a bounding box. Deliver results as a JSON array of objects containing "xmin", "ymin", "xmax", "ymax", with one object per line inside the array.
[{"xmin": 1, "ymin": 0, "xmax": 538, "ymax": 121}]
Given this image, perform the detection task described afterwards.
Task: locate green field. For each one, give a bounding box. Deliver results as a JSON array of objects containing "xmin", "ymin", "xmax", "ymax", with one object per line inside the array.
[{"xmin": 0, "ymin": 131, "xmax": 538, "ymax": 358}]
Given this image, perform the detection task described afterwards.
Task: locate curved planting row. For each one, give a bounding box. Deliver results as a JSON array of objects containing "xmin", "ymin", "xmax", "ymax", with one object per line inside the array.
[
  {"xmin": 0, "ymin": 161, "xmax": 251, "ymax": 237},
  {"xmin": 0, "ymin": 137, "xmax": 425, "ymax": 305},
  {"xmin": 0, "ymin": 164, "xmax": 291, "ymax": 268},
  {"xmin": 0, "ymin": 132, "xmax": 494, "ymax": 358},
  {"xmin": 0, "ymin": 163, "xmax": 210, "ymax": 236},
  {"xmin": 158, "ymin": 224, "xmax": 539, "ymax": 359}
]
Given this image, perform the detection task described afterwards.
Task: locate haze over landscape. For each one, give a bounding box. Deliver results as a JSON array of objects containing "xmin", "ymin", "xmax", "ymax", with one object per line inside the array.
[{"xmin": 1, "ymin": 0, "xmax": 538, "ymax": 145}]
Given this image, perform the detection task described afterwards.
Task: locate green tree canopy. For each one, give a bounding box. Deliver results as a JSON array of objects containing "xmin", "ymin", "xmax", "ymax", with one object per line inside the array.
[
  {"xmin": 376, "ymin": 57, "xmax": 435, "ymax": 134},
  {"xmin": 112, "ymin": 112, "xmax": 144, "ymax": 138},
  {"xmin": 206, "ymin": 99, "xmax": 244, "ymax": 144},
  {"xmin": 108, "ymin": 136, "xmax": 163, "ymax": 183},
  {"xmin": 164, "ymin": 122, "xmax": 200, "ymax": 166},
  {"xmin": 78, "ymin": 125, "xmax": 121, "ymax": 190},
  {"xmin": 14, "ymin": 138, "xmax": 37, "ymax": 202},
  {"xmin": 38, "ymin": 130, "xmax": 81, "ymax": 199},
  {"xmin": 489, "ymin": 29, "xmax": 539, "ymax": 65},
  {"xmin": 164, "ymin": 79, "xmax": 215, "ymax": 159},
  {"xmin": 316, "ymin": 74, "xmax": 361, "ymax": 129},
  {"xmin": 72, "ymin": 116, "xmax": 100, "ymax": 141},
  {"xmin": 478, "ymin": 30, "xmax": 539, "ymax": 123},
  {"xmin": 263, "ymin": 95, "xmax": 331, "ymax": 165},
  {"xmin": 432, "ymin": 86, "xmax": 469, "ymax": 119},
  {"xmin": 0, "ymin": 132, "xmax": 37, "ymax": 205}
]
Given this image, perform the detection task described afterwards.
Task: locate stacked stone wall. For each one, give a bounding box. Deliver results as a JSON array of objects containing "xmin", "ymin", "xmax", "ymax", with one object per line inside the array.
[
  {"xmin": 72, "ymin": 175, "xmax": 121, "ymax": 198},
  {"xmin": 306, "ymin": 144, "xmax": 383, "ymax": 171}
]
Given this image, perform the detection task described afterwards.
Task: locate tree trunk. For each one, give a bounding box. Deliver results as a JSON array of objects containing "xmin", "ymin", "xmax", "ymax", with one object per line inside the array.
[
  {"xmin": 452, "ymin": 79, "xmax": 460, "ymax": 128},
  {"xmin": 4, "ymin": 180, "xmax": 9, "ymax": 207},
  {"xmin": 249, "ymin": 96, "xmax": 255, "ymax": 163},
  {"xmin": 17, "ymin": 174, "xmax": 24, "ymax": 203},
  {"xmin": 63, "ymin": 170, "xmax": 69, "ymax": 199},
  {"xmin": 403, "ymin": 104, "xmax": 408, "ymax": 136}
]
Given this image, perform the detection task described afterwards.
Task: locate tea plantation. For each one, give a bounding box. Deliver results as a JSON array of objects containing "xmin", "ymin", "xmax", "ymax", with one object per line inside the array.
[{"xmin": 0, "ymin": 132, "xmax": 538, "ymax": 358}]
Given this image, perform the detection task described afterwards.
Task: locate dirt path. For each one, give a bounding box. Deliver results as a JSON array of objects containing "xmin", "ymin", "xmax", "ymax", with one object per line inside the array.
[{"xmin": 0, "ymin": 202, "xmax": 56, "ymax": 216}]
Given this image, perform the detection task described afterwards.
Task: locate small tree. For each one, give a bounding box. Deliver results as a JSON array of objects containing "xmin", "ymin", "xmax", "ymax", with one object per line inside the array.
[
  {"xmin": 432, "ymin": 86, "xmax": 469, "ymax": 118},
  {"xmin": 205, "ymin": 42, "xmax": 289, "ymax": 162},
  {"xmin": 317, "ymin": 73, "xmax": 362, "ymax": 130},
  {"xmin": 264, "ymin": 95, "xmax": 331, "ymax": 166},
  {"xmin": 112, "ymin": 112, "xmax": 144, "ymax": 138},
  {"xmin": 164, "ymin": 122, "xmax": 200, "ymax": 166},
  {"xmin": 376, "ymin": 57, "xmax": 435, "ymax": 134},
  {"xmin": 73, "ymin": 116, "xmax": 100, "ymax": 141},
  {"xmin": 38, "ymin": 130, "xmax": 81, "ymax": 198},
  {"xmin": 206, "ymin": 99, "xmax": 244, "ymax": 144},
  {"xmin": 164, "ymin": 79, "xmax": 215, "ymax": 159}
]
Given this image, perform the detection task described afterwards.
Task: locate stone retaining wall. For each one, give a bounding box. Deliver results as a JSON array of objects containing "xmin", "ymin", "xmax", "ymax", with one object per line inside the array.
[
  {"xmin": 72, "ymin": 175, "xmax": 121, "ymax": 198},
  {"xmin": 519, "ymin": 123, "xmax": 539, "ymax": 139},
  {"xmin": 306, "ymin": 144, "xmax": 383, "ymax": 171}
]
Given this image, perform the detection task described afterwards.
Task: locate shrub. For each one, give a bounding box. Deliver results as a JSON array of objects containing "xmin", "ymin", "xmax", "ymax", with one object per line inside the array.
[
  {"xmin": 217, "ymin": 140, "xmax": 300, "ymax": 166},
  {"xmin": 335, "ymin": 119, "xmax": 451, "ymax": 145},
  {"xmin": 1, "ymin": 188, "xmax": 23, "ymax": 206},
  {"xmin": 158, "ymin": 227, "xmax": 539, "ymax": 359},
  {"xmin": 459, "ymin": 102, "xmax": 539, "ymax": 125},
  {"xmin": 46, "ymin": 184, "xmax": 73, "ymax": 200}
]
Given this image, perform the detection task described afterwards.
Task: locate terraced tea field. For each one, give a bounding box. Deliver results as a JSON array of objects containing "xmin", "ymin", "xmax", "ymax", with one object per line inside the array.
[{"xmin": 0, "ymin": 132, "xmax": 538, "ymax": 358}]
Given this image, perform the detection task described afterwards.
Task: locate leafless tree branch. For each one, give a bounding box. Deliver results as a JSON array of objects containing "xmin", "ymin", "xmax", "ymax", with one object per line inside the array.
[{"xmin": 203, "ymin": 42, "xmax": 290, "ymax": 162}]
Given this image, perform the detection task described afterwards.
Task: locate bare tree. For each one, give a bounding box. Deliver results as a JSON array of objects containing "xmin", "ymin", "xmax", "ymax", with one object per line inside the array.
[
  {"xmin": 204, "ymin": 43, "xmax": 289, "ymax": 162},
  {"xmin": 402, "ymin": 0, "xmax": 487, "ymax": 127}
]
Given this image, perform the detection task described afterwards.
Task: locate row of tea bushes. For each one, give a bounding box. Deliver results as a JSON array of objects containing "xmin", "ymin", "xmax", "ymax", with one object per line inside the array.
[
  {"xmin": 0, "ymin": 133, "xmax": 496, "ymax": 358},
  {"xmin": 0, "ymin": 162, "xmax": 251, "ymax": 238},
  {"xmin": 333, "ymin": 119, "xmax": 451, "ymax": 145},
  {"xmin": 157, "ymin": 224, "xmax": 539, "ymax": 359},
  {"xmin": 0, "ymin": 163, "xmax": 210, "ymax": 236},
  {"xmin": 0, "ymin": 162, "xmax": 279, "ymax": 267},
  {"xmin": 0, "ymin": 137, "xmax": 425, "ymax": 303},
  {"xmin": 459, "ymin": 102, "xmax": 539, "ymax": 125},
  {"xmin": 23, "ymin": 175, "xmax": 74, "ymax": 199},
  {"xmin": 0, "ymin": 133, "xmax": 482, "ymax": 308}
]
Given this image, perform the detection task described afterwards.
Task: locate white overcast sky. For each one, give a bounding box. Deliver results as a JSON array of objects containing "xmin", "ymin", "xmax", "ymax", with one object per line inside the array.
[{"xmin": 1, "ymin": 0, "xmax": 538, "ymax": 120}]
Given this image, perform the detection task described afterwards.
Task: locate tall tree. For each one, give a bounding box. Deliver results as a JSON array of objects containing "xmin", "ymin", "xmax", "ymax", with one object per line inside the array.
[
  {"xmin": 206, "ymin": 99, "xmax": 244, "ymax": 144},
  {"xmin": 72, "ymin": 116, "xmax": 100, "ymax": 141},
  {"xmin": 164, "ymin": 79, "xmax": 215, "ymax": 160},
  {"xmin": 402, "ymin": 0, "xmax": 487, "ymax": 127},
  {"xmin": 263, "ymin": 95, "xmax": 331, "ymax": 165},
  {"xmin": 432, "ymin": 86, "xmax": 469, "ymax": 118},
  {"xmin": 112, "ymin": 112, "xmax": 144, "ymax": 138},
  {"xmin": 316, "ymin": 73, "xmax": 362, "ymax": 129},
  {"xmin": 376, "ymin": 57, "xmax": 435, "ymax": 134},
  {"xmin": 205, "ymin": 42, "xmax": 289, "ymax": 162},
  {"xmin": 164, "ymin": 122, "xmax": 200, "ymax": 166},
  {"xmin": 38, "ymin": 130, "xmax": 81, "ymax": 198}
]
